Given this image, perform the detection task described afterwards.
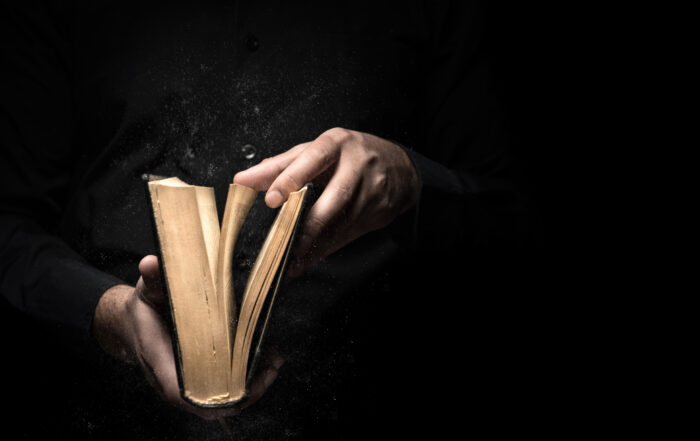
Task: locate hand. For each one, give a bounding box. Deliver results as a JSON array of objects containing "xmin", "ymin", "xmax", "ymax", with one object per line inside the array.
[
  {"xmin": 234, "ymin": 127, "xmax": 419, "ymax": 276},
  {"xmin": 92, "ymin": 255, "xmax": 284, "ymax": 420}
]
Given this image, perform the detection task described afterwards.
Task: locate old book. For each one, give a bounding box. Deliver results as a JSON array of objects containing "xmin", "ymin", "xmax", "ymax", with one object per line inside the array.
[{"xmin": 145, "ymin": 176, "xmax": 309, "ymax": 408}]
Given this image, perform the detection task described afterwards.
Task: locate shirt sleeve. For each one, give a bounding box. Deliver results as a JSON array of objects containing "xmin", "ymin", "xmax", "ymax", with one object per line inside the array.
[
  {"xmin": 0, "ymin": 2, "xmax": 124, "ymax": 333},
  {"xmin": 403, "ymin": 1, "xmax": 536, "ymax": 256}
]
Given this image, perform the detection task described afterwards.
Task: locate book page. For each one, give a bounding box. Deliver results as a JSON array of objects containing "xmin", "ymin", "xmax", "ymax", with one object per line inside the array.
[{"xmin": 149, "ymin": 181, "xmax": 231, "ymax": 404}]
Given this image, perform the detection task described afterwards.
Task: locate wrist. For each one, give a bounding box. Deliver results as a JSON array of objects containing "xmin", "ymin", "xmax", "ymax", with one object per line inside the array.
[
  {"xmin": 394, "ymin": 143, "xmax": 421, "ymax": 211},
  {"xmin": 93, "ymin": 284, "xmax": 136, "ymax": 363}
]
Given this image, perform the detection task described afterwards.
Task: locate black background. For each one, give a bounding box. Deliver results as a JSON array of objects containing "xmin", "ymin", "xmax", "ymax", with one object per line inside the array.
[{"xmin": 0, "ymin": 2, "xmax": 590, "ymax": 439}]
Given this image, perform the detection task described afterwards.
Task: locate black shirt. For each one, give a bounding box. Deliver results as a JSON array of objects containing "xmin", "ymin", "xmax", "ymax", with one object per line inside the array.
[{"xmin": 0, "ymin": 1, "xmax": 534, "ymax": 439}]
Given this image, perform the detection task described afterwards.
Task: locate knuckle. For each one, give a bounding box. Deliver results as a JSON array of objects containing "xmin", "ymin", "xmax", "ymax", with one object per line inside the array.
[
  {"xmin": 324, "ymin": 127, "xmax": 352, "ymax": 144},
  {"xmin": 373, "ymin": 172, "xmax": 387, "ymax": 189},
  {"xmin": 365, "ymin": 150, "xmax": 379, "ymax": 166},
  {"xmin": 308, "ymin": 143, "xmax": 334, "ymax": 167},
  {"xmin": 356, "ymin": 148, "xmax": 378, "ymax": 168}
]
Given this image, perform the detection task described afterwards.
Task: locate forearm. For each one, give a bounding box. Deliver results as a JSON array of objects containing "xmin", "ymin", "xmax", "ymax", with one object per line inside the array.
[
  {"xmin": 0, "ymin": 215, "xmax": 124, "ymax": 332},
  {"xmin": 400, "ymin": 146, "xmax": 533, "ymax": 253}
]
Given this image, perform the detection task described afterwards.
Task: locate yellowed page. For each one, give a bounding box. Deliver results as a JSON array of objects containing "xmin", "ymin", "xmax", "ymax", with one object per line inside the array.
[
  {"xmin": 229, "ymin": 186, "xmax": 307, "ymax": 397},
  {"xmin": 149, "ymin": 180, "xmax": 230, "ymax": 405},
  {"xmin": 216, "ymin": 183, "xmax": 257, "ymax": 369}
]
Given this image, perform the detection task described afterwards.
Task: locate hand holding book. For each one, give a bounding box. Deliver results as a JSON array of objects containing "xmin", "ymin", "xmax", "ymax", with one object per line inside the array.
[
  {"xmin": 92, "ymin": 125, "xmax": 416, "ymax": 418},
  {"xmin": 93, "ymin": 256, "xmax": 284, "ymax": 420},
  {"xmin": 233, "ymin": 127, "xmax": 419, "ymax": 277}
]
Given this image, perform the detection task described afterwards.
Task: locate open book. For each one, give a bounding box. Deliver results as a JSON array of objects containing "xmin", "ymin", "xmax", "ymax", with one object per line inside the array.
[{"xmin": 145, "ymin": 175, "xmax": 309, "ymax": 408}]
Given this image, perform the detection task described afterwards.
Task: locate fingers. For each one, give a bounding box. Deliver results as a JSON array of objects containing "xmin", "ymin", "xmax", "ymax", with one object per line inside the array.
[
  {"xmin": 233, "ymin": 142, "xmax": 310, "ymax": 191},
  {"xmin": 191, "ymin": 348, "xmax": 284, "ymax": 418},
  {"xmin": 134, "ymin": 288, "xmax": 284, "ymax": 420},
  {"xmin": 133, "ymin": 257, "xmax": 197, "ymax": 414},
  {"xmin": 130, "ymin": 289, "xmax": 182, "ymax": 409},
  {"xmin": 136, "ymin": 334, "xmax": 177, "ymax": 403},
  {"xmin": 131, "ymin": 282, "xmax": 240, "ymax": 420},
  {"xmin": 288, "ymin": 159, "xmax": 362, "ymax": 276},
  {"xmin": 265, "ymin": 134, "xmax": 342, "ymax": 208}
]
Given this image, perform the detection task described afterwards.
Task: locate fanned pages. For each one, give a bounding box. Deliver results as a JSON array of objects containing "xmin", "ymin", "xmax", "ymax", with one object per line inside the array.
[{"xmin": 147, "ymin": 176, "xmax": 309, "ymax": 407}]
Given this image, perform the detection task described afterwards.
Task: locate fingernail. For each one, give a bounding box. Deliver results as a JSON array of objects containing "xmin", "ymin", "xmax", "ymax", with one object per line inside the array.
[
  {"xmin": 273, "ymin": 356, "xmax": 285, "ymax": 370},
  {"xmin": 266, "ymin": 190, "xmax": 283, "ymax": 208}
]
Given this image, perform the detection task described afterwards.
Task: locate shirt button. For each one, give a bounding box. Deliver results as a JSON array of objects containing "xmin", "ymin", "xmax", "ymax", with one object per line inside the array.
[
  {"xmin": 245, "ymin": 34, "xmax": 259, "ymax": 52},
  {"xmin": 241, "ymin": 144, "xmax": 256, "ymax": 159}
]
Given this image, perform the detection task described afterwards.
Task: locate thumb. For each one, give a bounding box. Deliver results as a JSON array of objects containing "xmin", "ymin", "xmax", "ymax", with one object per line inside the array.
[{"xmin": 137, "ymin": 255, "xmax": 166, "ymax": 309}]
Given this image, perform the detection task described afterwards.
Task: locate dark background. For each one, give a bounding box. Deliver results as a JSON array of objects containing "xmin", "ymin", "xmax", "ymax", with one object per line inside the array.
[{"xmin": 0, "ymin": 2, "xmax": 586, "ymax": 439}]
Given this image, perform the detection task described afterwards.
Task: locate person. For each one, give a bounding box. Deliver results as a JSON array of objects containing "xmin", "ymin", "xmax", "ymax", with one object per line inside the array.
[{"xmin": 0, "ymin": 1, "xmax": 536, "ymax": 439}]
